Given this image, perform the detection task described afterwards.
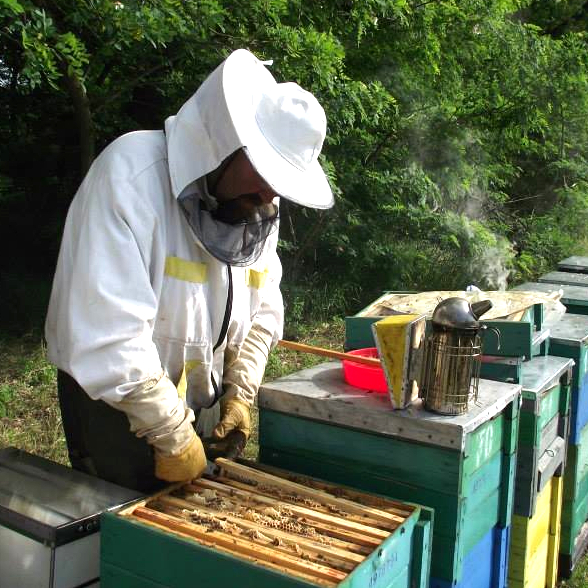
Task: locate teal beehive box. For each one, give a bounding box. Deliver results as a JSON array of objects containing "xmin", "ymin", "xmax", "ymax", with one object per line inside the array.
[
  {"xmin": 101, "ymin": 459, "xmax": 433, "ymax": 588},
  {"xmin": 258, "ymin": 364, "xmax": 521, "ymax": 588},
  {"xmin": 345, "ymin": 292, "xmax": 548, "ymax": 361}
]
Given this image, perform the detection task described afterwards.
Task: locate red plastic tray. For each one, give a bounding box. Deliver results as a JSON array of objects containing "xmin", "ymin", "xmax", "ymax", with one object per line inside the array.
[{"xmin": 342, "ymin": 347, "xmax": 387, "ymax": 393}]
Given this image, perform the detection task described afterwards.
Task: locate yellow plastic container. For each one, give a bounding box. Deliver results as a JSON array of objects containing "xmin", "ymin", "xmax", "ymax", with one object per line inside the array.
[{"xmin": 508, "ymin": 476, "xmax": 563, "ymax": 588}]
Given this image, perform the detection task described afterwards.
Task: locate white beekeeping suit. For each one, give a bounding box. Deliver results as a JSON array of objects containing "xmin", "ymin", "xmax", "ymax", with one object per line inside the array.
[{"xmin": 45, "ymin": 49, "xmax": 334, "ymax": 486}]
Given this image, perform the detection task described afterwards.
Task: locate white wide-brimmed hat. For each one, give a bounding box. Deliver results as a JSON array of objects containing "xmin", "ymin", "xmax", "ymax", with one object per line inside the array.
[{"xmin": 223, "ymin": 49, "xmax": 334, "ymax": 210}]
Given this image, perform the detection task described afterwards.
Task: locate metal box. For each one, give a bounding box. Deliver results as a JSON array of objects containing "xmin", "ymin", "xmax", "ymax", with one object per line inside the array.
[{"xmin": 0, "ymin": 447, "xmax": 141, "ymax": 588}]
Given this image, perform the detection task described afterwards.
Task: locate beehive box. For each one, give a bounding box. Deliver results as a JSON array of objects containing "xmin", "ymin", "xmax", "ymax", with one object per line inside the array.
[
  {"xmin": 558, "ymin": 256, "xmax": 588, "ymax": 274},
  {"xmin": 513, "ymin": 282, "xmax": 588, "ymax": 317},
  {"xmin": 548, "ymin": 313, "xmax": 588, "ymax": 444},
  {"xmin": 480, "ymin": 356, "xmax": 524, "ymax": 384},
  {"xmin": 345, "ymin": 294, "xmax": 547, "ymax": 360},
  {"xmin": 511, "ymin": 356, "xmax": 572, "ymax": 517},
  {"xmin": 258, "ymin": 363, "xmax": 521, "ymax": 588},
  {"xmin": 538, "ymin": 271, "xmax": 588, "ymax": 288},
  {"xmin": 559, "ymin": 421, "xmax": 588, "ymax": 576},
  {"xmin": 100, "ymin": 459, "xmax": 433, "ymax": 588},
  {"xmin": 508, "ymin": 476, "xmax": 563, "ymax": 588}
]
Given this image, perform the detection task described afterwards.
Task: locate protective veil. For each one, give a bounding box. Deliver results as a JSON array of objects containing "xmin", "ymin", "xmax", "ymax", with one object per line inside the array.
[{"xmin": 177, "ymin": 171, "xmax": 279, "ymax": 267}]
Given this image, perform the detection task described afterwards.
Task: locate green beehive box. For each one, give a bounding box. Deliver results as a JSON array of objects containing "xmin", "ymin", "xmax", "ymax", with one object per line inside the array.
[
  {"xmin": 513, "ymin": 282, "xmax": 588, "ymax": 316},
  {"xmin": 559, "ymin": 421, "xmax": 588, "ymax": 577},
  {"xmin": 548, "ymin": 314, "xmax": 588, "ymax": 445},
  {"xmin": 480, "ymin": 356, "xmax": 524, "ymax": 384},
  {"xmin": 538, "ymin": 271, "xmax": 588, "ymax": 288},
  {"xmin": 100, "ymin": 464, "xmax": 433, "ymax": 588},
  {"xmin": 558, "ymin": 256, "xmax": 588, "ymax": 274},
  {"xmin": 514, "ymin": 356, "xmax": 572, "ymax": 517},
  {"xmin": 258, "ymin": 364, "xmax": 521, "ymax": 586},
  {"xmin": 345, "ymin": 294, "xmax": 547, "ymax": 360}
]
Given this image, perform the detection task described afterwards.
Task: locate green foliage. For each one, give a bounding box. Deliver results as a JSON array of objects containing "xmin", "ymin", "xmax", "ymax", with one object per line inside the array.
[
  {"xmin": 0, "ymin": 336, "xmax": 67, "ymax": 462},
  {"xmin": 0, "ymin": 385, "xmax": 14, "ymax": 418},
  {"xmin": 511, "ymin": 184, "xmax": 588, "ymax": 282},
  {"xmin": 3, "ymin": 0, "xmax": 588, "ymax": 329}
]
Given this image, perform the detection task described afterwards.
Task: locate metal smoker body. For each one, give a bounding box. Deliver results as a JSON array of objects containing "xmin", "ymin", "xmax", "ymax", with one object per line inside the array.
[{"xmin": 421, "ymin": 297, "xmax": 494, "ymax": 415}]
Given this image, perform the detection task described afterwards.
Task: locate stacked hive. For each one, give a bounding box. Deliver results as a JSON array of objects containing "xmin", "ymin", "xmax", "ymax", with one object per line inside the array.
[
  {"xmin": 258, "ymin": 369, "xmax": 521, "ymax": 588},
  {"xmin": 516, "ymin": 256, "xmax": 588, "ymax": 575},
  {"xmin": 501, "ymin": 356, "xmax": 572, "ymax": 588}
]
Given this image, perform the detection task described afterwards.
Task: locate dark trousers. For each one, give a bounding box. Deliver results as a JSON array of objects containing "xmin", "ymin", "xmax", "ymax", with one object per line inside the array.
[{"xmin": 57, "ymin": 370, "xmax": 166, "ymax": 493}]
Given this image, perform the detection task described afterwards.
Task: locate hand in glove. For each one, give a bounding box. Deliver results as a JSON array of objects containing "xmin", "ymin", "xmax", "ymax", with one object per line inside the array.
[
  {"xmin": 212, "ymin": 322, "xmax": 274, "ymax": 458},
  {"xmin": 154, "ymin": 430, "xmax": 207, "ymax": 482},
  {"xmin": 213, "ymin": 397, "xmax": 251, "ymax": 440},
  {"xmin": 204, "ymin": 397, "xmax": 250, "ymax": 460},
  {"xmin": 105, "ymin": 372, "xmax": 207, "ymax": 483}
]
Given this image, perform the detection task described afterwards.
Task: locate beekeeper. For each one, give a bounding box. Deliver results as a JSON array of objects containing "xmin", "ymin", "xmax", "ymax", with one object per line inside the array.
[{"xmin": 45, "ymin": 49, "xmax": 334, "ymax": 492}]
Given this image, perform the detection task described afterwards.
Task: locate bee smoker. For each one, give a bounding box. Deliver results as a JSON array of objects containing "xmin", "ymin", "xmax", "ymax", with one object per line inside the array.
[{"xmin": 420, "ymin": 297, "xmax": 498, "ymax": 415}]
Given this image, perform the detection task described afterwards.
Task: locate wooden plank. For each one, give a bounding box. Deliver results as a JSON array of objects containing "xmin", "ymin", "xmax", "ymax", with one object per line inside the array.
[
  {"xmin": 117, "ymin": 481, "xmax": 184, "ymax": 516},
  {"xmin": 211, "ymin": 476, "xmax": 391, "ymax": 532},
  {"xmin": 131, "ymin": 507, "xmax": 345, "ymax": 585},
  {"xmin": 153, "ymin": 501, "xmax": 356, "ymax": 574},
  {"xmin": 101, "ymin": 562, "xmax": 169, "ymax": 588},
  {"xmin": 509, "ymin": 533, "xmax": 549, "ymax": 584},
  {"xmin": 278, "ymin": 339, "xmax": 382, "ymax": 367},
  {"xmin": 215, "ymin": 458, "xmax": 408, "ymax": 525},
  {"xmin": 242, "ymin": 460, "xmax": 416, "ymax": 513},
  {"xmin": 546, "ymin": 476, "xmax": 563, "ymax": 588},
  {"xmin": 463, "ymin": 415, "xmax": 504, "ymax": 474},
  {"xmin": 187, "ymin": 479, "xmax": 384, "ymax": 548},
  {"xmin": 211, "ymin": 475, "xmax": 393, "ymax": 539},
  {"xmin": 259, "ymin": 409, "xmax": 462, "ymax": 493},
  {"xmin": 156, "ymin": 495, "xmax": 364, "ymax": 568}
]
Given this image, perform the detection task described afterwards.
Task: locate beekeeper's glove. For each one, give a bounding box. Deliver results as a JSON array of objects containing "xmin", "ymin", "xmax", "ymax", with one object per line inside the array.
[
  {"xmin": 213, "ymin": 397, "xmax": 251, "ymax": 440},
  {"xmin": 213, "ymin": 323, "xmax": 275, "ymax": 443},
  {"xmin": 154, "ymin": 431, "xmax": 207, "ymax": 482},
  {"xmin": 104, "ymin": 373, "xmax": 207, "ymax": 482}
]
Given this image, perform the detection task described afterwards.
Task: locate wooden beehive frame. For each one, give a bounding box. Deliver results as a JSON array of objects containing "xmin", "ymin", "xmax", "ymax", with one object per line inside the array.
[{"xmin": 118, "ymin": 459, "xmax": 415, "ymax": 587}]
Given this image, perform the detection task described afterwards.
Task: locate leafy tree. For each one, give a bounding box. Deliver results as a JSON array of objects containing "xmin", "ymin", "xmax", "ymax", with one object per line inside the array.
[{"xmin": 3, "ymin": 0, "xmax": 588, "ymax": 330}]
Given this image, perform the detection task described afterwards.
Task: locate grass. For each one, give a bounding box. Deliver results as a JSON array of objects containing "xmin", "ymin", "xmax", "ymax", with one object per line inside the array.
[
  {"xmin": 0, "ymin": 333, "xmax": 67, "ymax": 464},
  {"xmin": 2, "ymin": 320, "xmax": 588, "ymax": 587}
]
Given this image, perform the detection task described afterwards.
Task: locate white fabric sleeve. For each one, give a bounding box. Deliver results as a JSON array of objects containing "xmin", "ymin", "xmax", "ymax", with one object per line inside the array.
[
  {"xmin": 223, "ymin": 322, "xmax": 275, "ymax": 405},
  {"xmin": 103, "ymin": 372, "xmax": 196, "ymax": 456},
  {"xmin": 57, "ymin": 158, "xmax": 165, "ymax": 403}
]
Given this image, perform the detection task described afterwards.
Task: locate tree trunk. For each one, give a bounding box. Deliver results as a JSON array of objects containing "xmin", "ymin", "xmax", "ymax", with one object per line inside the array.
[{"xmin": 64, "ymin": 71, "xmax": 95, "ymax": 178}]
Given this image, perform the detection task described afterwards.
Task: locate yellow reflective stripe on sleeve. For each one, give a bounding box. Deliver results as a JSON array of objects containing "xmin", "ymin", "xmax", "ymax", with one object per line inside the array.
[
  {"xmin": 176, "ymin": 360, "xmax": 201, "ymax": 400},
  {"xmin": 246, "ymin": 268, "xmax": 269, "ymax": 289},
  {"xmin": 164, "ymin": 256, "xmax": 207, "ymax": 283}
]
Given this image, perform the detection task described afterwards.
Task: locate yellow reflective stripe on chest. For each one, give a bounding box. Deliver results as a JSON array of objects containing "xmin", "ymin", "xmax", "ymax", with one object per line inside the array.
[
  {"xmin": 246, "ymin": 268, "xmax": 269, "ymax": 289},
  {"xmin": 164, "ymin": 256, "xmax": 207, "ymax": 283},
  {"xmin": 177, "ymin": 360, "xmax": 201, "ymax": 400}
]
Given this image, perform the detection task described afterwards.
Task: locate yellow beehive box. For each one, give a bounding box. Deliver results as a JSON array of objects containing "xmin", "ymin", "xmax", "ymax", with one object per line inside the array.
[{"xmin": 508, "ymin": 476, "xmax": 563, "ymax": 588}]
